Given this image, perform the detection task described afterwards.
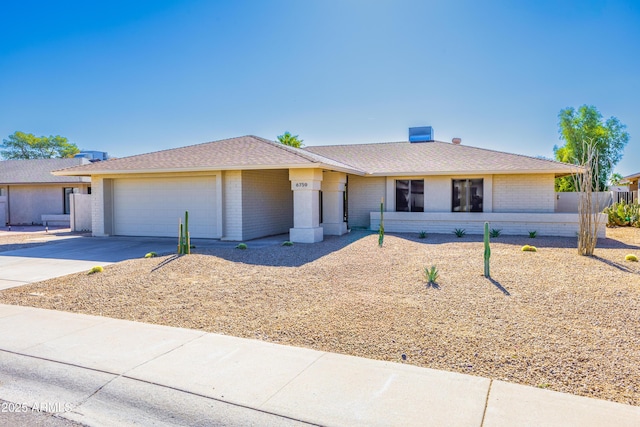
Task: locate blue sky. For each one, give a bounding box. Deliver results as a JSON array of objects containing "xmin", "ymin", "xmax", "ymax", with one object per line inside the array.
[{"xmin": 1, "ymin": 0, "xmax": 638, "ymax": 176}]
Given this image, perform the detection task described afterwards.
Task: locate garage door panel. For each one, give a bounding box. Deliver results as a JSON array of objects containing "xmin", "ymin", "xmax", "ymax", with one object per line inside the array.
[{"xmin": 113, "ymin": 177, "xmax": 217, "ymax": 238}]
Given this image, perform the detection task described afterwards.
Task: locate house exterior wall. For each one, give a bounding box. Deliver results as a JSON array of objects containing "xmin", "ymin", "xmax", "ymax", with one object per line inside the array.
[
  {"xmin": 358, "ymin": 173, "xmax": 591, "ymax": 237},
  {"xmin": 222, "ymin": 170, "xmax": 243, "ymax": 240},
  {"xmin": 0, "ymin": 187, "xmax": 6, "ymax": 225},
  {"xmin": 384, "ymin": 175, "xmax": 494, "ymax": 213},
  {"xmin": 241, "ymin": 169, "xmax": 293, "ymax": 240},
  {"xmin": 492, "ymin": 174, "xmax": 555, "ymax": 213},
  {"xmin": 0, "ymin": 195, "xmax": 6, "ymax": 225},
  {"xmin": 5, "ymin": 184, "xmax": 89, "ymax": 225},
  {"xmin": 347, "ymin": 175, "xmax": 385, "ymax": 228}
]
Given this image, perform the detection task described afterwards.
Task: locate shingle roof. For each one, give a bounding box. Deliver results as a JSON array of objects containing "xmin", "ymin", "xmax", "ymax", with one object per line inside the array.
[
  {"xmin": 0, "ymin": 158, "xmax": 91, "ymax": 184},
  {"xmin": 622, "ymin": 172, "xmax": 640, "ymax": 182},
  {"xmin": 54, "ymin": 135, "xmax": 577, "ymax": 178},
  {"xmin": 54, "ymin": 135, "xmax": 363, "ymax": 176},
  {"xmin": 304, "ymin": 141, "xmax": 577, "ymax": 176}
]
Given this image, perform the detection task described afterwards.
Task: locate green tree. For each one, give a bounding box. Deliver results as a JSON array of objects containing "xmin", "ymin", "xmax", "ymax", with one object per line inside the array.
[
  {"xmin": 277, "ymin": 131, "xmax": 304, "ymax": 148},
  {"xmin": 609, "ymin": 172, "xmax": 623, "ymax": 187},
  {"xmin": 553, "ymin": 105, "xmax": 629, "ymax": 191},
  {"xmin": 1, "ymin": 131, "xmax": 80, "ymax": 159}
]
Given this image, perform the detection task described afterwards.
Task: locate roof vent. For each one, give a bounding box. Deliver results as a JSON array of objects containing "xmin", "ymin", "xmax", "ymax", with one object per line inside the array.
[
  {"xmin": 452, "ymin": 138, "xmax": 461, "ymax": 145},
  {"xmin": 409, "ymin": 126, "xmax": 434, "ymax": 143}
]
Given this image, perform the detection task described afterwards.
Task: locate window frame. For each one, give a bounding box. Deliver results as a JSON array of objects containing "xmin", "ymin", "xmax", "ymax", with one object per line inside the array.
[
  {"xmin": 451, "ymin": 179, "xmax": 484, "ymax": 212},
  {"xmin": 395, "ymin": 179, "xmax": 424, "ymax": 213}
]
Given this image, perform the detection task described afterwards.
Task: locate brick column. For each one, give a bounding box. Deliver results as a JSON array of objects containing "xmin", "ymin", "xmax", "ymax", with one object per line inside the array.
[
  {"xmin": 289, "ymin": 168, "xmax": 323, "ymax": 243},
  {"xmin": 321, "ymin": 171, "xmax": 348, "ymax": 235}
]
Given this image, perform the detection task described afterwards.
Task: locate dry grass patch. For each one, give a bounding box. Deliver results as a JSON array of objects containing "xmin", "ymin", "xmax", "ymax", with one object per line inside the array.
[{"xmin": 1, "ymin": 228, "xmax": 640, "ymax": 406}]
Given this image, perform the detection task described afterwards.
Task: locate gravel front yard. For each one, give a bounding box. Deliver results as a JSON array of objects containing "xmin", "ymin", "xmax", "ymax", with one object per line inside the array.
[{"xmin": 1, "ymin": 228, "xmax": 640, "ymax": 406}]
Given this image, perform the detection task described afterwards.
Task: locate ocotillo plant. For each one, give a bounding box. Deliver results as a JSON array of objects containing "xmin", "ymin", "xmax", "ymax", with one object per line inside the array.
[
  {"xmin": 178, "ymin": 211, "xmax": 191, "ymax": 255},
  {"xmin": 484, "ymin": 222, "xmax": 491, "ymax": 277},
  {"xmin": 378, "ymin": 197, "xmax": 384, "ymax": 247}
]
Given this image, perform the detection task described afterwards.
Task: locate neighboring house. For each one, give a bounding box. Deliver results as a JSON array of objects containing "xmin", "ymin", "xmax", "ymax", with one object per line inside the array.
[
  {"xmin": 618, "ymin": 172, "xmax": 640, "ymax": 204},
  {"xmin": 54, "ymin": 134, "xmax": 594, "ymax": 243},
  {"xmin": 624, "ymin": 172, "xmax": 640, "ymax": 192},
  {"xmin": 0, "ymin": 158, "xmax": 91, "ymax": 226}
]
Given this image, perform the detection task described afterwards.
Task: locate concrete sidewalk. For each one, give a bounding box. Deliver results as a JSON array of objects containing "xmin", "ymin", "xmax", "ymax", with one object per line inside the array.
[{"xmin": 0, "ymin": 304, "xmax": 639, "ymax": 426}]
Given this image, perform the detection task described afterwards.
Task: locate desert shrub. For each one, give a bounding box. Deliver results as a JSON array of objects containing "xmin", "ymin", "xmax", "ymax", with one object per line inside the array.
[
  {"xmin": 418, "ymin": 231, "xmax": 427, "ymax": 239},
  {"xmin": 490, "ymin": 228, "xmax": 502, "ymax": 238},
  {"xmin": 88, "ymin": 266, "xmax": 104, "ymax": 274},
  {"xmin": 522, "ymin": 245, "xmax": 537, "ymax": 252},
  {"xmin": 236, "ymin": 243, "xmax": 248, "ymax": 250},
  {"xmin": 528, "ymin": 231, "xmax": 537, "ymax": 238},
  {"xmin": 144, "ymin": 252, "xmax": 157, "ymax": 258},
  {"xmin": 282, "ymin": 241, "xmax": 294, "ymax": 246},
  {"xmin": 453, "ymin": 228, "xmax": 466, "ymax": 238},
  {"xmin": 603, "ymin": 200, "xmax": 640, "ymax": 227},
  {"xmin": 625, "ymin": 254, "xmax": 638, "ymax": 262}
]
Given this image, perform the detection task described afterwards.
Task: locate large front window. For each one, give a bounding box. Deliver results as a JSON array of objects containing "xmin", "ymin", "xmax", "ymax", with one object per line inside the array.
[
  {"xmin": 396, "ymin": 180, "xmax": 424, "ymax": 212},
  {"xmin": 452, "ymin": 179, "xmax": 483, "ymax": 212}
]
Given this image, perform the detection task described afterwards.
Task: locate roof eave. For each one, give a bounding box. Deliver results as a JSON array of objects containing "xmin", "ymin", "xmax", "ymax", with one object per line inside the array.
[
  {"xmin": 52, "ymin": 163, "xmax": 365, "ymax": 177},
  {"xmin": 365, "ymin": 169, "xmax": 578, "ymax": 177}
]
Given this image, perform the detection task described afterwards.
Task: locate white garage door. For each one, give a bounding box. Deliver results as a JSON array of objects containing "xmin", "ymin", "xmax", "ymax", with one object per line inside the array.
[{"xmin": 113, "ymin": 176, "xmax": 217, "ymax": 238}]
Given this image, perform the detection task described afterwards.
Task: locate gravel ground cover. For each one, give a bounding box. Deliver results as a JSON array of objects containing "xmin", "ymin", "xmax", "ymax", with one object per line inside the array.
[{"xmin": 1, "ymin": 227, "xmax": 639, "ymax": 406}]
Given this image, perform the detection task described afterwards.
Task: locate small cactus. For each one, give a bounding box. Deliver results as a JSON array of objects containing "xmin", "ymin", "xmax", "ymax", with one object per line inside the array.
[
  {"xmin": 625, "ymin": 254, "xmax": 638, "ymax": 262},
  {"xmin": 236, "ymin": 243, "xmax": 248, "ymax": 250},
  {"xmin": 378, "ymin": 197, "xmax": 384, "ymax": 247},
  {"xmin": 282, "ymin": 241, "xmax": 294, "ymax": 246},
  {"xmin": 144, "ymin": 252, "xmax": 157, "ymax": 258},
  {"xmin": 484, "ymin": 222, "xmax": 491, "ymax": 278},
  {"xmin": 522, "ymin": 245, "xmax": 537, "ymax": 252},
  {"xmin": 178, "ymin": 211, "xmax": 191, "ymax": 255}
]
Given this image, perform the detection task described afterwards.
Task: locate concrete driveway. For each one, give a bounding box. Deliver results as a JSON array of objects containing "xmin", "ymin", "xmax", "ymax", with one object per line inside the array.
[{"xmin": 0, "ymin": 236, "xmax": 181, "ymax": 290}]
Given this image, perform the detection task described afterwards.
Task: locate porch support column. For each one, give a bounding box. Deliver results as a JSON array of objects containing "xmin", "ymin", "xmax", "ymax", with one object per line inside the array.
[
  {"xmin": 289, "ymin": 168, "xmax": 323, "ymax": 243},
  {"xmin": 321, "ymin": 171, "xmax": 348, "ymax": 236}
]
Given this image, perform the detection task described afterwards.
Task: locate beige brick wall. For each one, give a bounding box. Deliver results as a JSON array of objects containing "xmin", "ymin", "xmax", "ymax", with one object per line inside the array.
[
  {"xmin": 242, "ymin": 169, "xmax": 293, "ymax": 240},
  {"xmin": 492, "ymin": 174, "xmax": 555, "ymax": 213},
  {"xmin": 91, "ymin": 177, "xmax": 105, "ymax": 236},
  {"xmin": 222, "ymin": 170, "xmax": 243, "ymax": 240},
  {"xmin": 347, "ymin": 175, "xmax": 385, "ymax": 228}
]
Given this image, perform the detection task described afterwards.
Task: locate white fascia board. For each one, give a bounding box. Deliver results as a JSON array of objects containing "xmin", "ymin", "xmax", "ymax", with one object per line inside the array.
[
  {"xmin": 52, "ymin": 163, "xmax": 365, "ymax": 177},
  {"xmin": 365, "ymin": 169, "xmax": 578, "ymax": 177}
]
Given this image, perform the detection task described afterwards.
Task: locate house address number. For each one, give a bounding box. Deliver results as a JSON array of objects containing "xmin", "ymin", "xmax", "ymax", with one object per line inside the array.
[{"xmin": 295, "ymin": 182, "xmax": 309, "ymax": 188}]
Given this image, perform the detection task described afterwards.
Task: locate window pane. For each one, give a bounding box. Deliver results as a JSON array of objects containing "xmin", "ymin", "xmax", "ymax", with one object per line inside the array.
[
  {"xmin": 63, "ymin": 188, "xmax": 73, "ymax": 214},
  {"xmin": 411, "ymin": 180, "xmax": 424, "ymax": 212},
  {"xmin": 470, "ymin": 179, "xmax": 483, "ymax": 212},
  {"xmin": 452, "ymin": 179, "xmax": 483, "ymax": 212},
  {"xmin": 452, "ymin": 180, "xmax": 463, "ymax": 212},
  {"xmin": 396, "ymin": 180, "xmax": 409, "ymax": 212}
]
